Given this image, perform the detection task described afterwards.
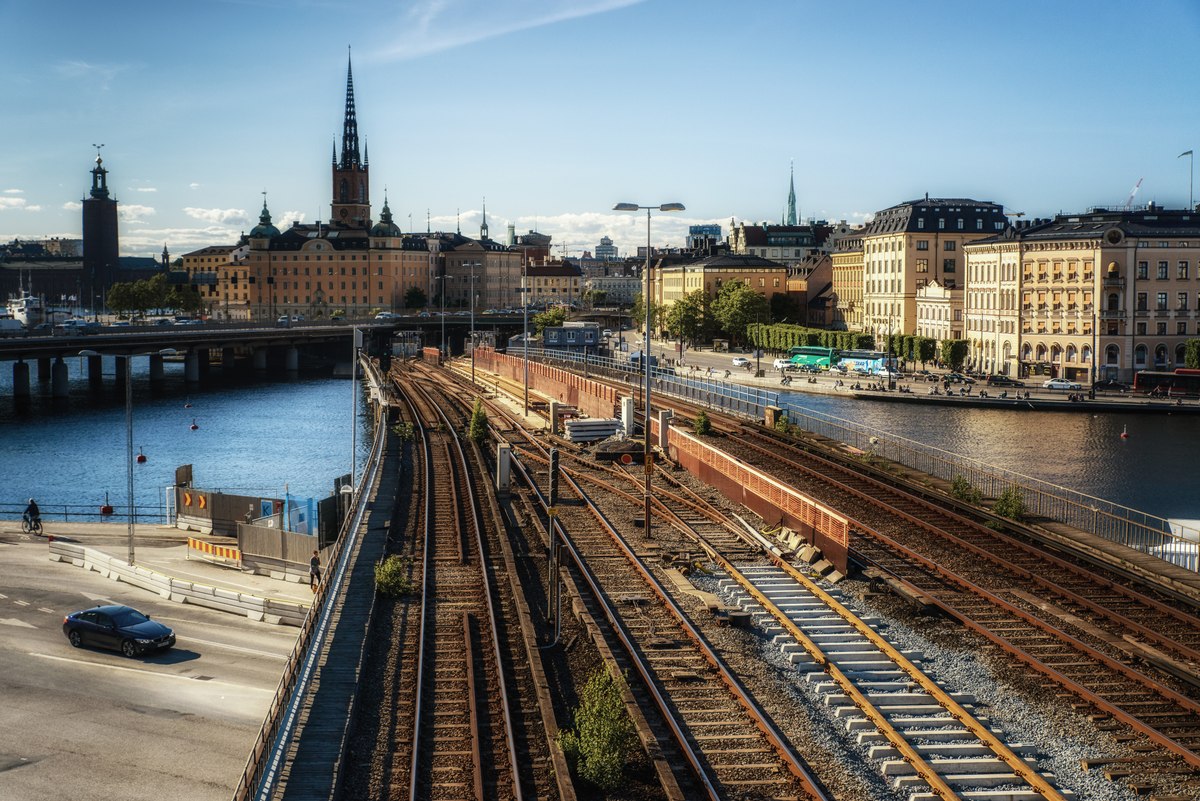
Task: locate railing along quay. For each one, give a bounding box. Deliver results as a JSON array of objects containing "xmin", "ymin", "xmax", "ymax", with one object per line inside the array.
[{"xmin": 517, "ymin": 346, "xmax": 1196, "ymax": 572}]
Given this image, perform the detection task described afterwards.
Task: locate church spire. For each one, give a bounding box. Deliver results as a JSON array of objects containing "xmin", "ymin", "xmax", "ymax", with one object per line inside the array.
[
  {"xmin": 330, "ymin": 48, "xmax": 371, "ymax": 228},
  {"xmin": 480, "ymin": 197, "xmax": 489, "ymax": 240},
  {"xmin": 785, "ymin": 159, "xmax": 797, "ymax": 226},
  {"xmin": 339, "ymin": 48, "xmax": 361, "ymax": 170}
]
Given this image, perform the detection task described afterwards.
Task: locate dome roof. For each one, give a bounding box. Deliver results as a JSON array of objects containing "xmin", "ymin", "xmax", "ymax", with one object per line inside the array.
[
  {"xmin": 371, "ymin": 195, "xmax": 401, "ymax": 237},
  {"xmin": 250, "ymin": 199, "xmax": 280, "ymax": 239}
]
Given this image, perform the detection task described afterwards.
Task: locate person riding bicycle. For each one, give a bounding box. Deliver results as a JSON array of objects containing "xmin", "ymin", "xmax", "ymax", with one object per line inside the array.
[{"xmin": 23, "ymin": 498, "xmax": 40, "ymax": 529}]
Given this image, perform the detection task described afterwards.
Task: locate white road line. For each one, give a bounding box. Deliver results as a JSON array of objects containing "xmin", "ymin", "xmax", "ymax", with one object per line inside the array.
[
  {"xmin": 30, "ymin": 652, "xmax": 275, "ymax": 692},
  {"xmin": 0, "ymin": 593, "xmax": 7, "ymax": 599},
  {"xmin": 176, "ymin": 636, "xmax": 288, "ymax": 660},
  {"xmin": 14, "ymin": 600, "xmax": 29, "ymax": 606},
  {"xmin": 38, "ymin": 607, "xmax": 56, "ymax": 614}
]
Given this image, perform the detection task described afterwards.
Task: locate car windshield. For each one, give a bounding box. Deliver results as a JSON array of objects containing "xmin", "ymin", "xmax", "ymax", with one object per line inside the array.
[{"xmin": 111, "ymin": 608, "xmax": 150, "ymax": 627}]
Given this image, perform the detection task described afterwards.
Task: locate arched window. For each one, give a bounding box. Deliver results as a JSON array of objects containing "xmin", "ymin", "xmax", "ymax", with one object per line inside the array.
[
  {"xmin": 1175, "ymin": 343, "xmax": 1187, "ymax": 365},
  {"xmin": 1036, "ymin": 343, "xmax": 1047, "ymax": 361},
  {"xmin": 1051, "ymin": 344, "xmax": 1062, "ymax": 363},
  {"xmin": 1155, "ymin": 345, "xmax": 1168, "ymax": 368},
  {"xmin": 1106, "ymin": 344, "xmax": 1119, "ymax": 365},
  {"xmin": 1022, "ymin": 343, "xmax": 1033, "ymax": 361},
  {"xmin": 1134, "ymin": 344, "xmax": 1148, "ymax": 368},
  {"xmin": 1107, "ymin": 293, "xmax": 1119, "ymax": 311},
  {"xmin": 1081, "ymin": 345, "xmax": 1091, "ymax": 364},
  {"xmin": 1066, "ymin": 344, "xmax": 1078, "ymax": 362}
]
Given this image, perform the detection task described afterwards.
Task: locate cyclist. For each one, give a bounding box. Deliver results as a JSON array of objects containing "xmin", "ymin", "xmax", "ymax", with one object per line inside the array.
[{"xmin": 22, "ymin": 498, "xmax": 41, "ymax": 533}]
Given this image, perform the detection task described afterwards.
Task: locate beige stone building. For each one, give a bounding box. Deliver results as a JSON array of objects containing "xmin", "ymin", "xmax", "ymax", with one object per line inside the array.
[
  {"xmin": 860, "ymin": 196, "xmax": 1008, "ymax": 346},
  {"xmin": 914, "ymin": 280, "xmax": 963, "ymax": 343},
  {"xmin": 654, "ymin": 253, "xmax": 788, "ymax": 330},
  {"xmin": 525, "ymin": 263, "xmax": 583, "ymax": 307},
  {"xmin": 830, "ymin": 230, "xmax": 864, "ymax": 331},
  {"xmin": 963, "ymin": 203, "xmax": 1200, "ymax": 383}
]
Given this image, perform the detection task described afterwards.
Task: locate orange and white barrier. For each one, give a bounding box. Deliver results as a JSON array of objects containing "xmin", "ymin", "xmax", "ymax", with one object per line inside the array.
[{"xmin": 187, "ymin": 537, "xmax": 241, "ymax": 565}]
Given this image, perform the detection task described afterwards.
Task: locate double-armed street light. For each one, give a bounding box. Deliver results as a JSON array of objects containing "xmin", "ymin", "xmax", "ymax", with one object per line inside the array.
[
  {"xmin": 612, "ymin": 201, "xmax": 685, "ymax": 538},
  {"xmin": 80, "ymin": 347, "xmax": 177, "ymax": 565}
]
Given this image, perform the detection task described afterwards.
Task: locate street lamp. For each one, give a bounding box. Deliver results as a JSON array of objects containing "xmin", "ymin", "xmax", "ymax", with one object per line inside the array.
[
  {"xmin": 435, "ymin": 272, "xmax": 450, "ymax": 358},
  {"xmin": 612, "ymin": 201, "xmax": 685, "ymax": 539},
  {"xmin": 467, "ymin": 261, "xmax": 480, "ymax": 384},
  {"xmin": 80, "ymin": 347, "xmax": 176, "ymax": 565},
  {"xmin": 521, "ymin": 264, "xmax": 531, "ymax": 415}
]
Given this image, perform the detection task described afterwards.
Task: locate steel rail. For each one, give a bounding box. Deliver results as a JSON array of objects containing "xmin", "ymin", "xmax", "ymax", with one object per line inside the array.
[{"xmin": 414, "ymin": 378, "xmax": 525, "ymax": 801}]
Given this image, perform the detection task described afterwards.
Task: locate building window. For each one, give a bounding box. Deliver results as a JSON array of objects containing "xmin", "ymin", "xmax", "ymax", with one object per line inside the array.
[
  {"xmin": 977, "ymin": 219, "xmax": 984, "ymax": 230},
  {"xmin": 1158, "ymin": 261, "xmax": 1169, "ymax": 279},
  {"xmin": 1179, "ymin": 292, "xmax": 1189, "ymax": 310},
  {"xmin": 1157, "ymin": 322, "xmax": 1168, "ymax": 335},
  {"xmin": 1179, "ymin": 321, "xmax": 1188, "ymax": 335},
  {"xmin": 1137, "ymin": 261, "xmax": 1148, "ymax": 279},
  {"xmin": 1157, "ymin": 292, "xmax": 1168, "ymax": 310},
  {"xmin": 957, "ymin": 218, "xmax": 964, "ymax": 230},
  {"xmin": 938, "ymin": 218, "xmax": 945, "ymax": 230},
  {"xmin": 943, "ymin": 259, "xmax": 956, "ymax": 272},
  {"xmin": 1179, "ymin": 261, "xmax": 1190, "ymax": 279},
  {"xmin": 944, "ymin": 241, "xmax": 956, "ymax": 251},
  {"xmin": 916, "ymin": 240, "xmax": 929, "ymax": 251},
  {"xmin": 1136, "ymin": 292, "xmax": 1148, "ymax": 310},
  {"xmin": 916, "ymin": 259, "xmax": 929, "ymax": 273},
  {"xmin": 1136, "ymin": 322, "xmax": 1147, "ymax": 335},
  {"xmin": 917, "ymin": 218, "xmax": 925, "ymax": 229}
]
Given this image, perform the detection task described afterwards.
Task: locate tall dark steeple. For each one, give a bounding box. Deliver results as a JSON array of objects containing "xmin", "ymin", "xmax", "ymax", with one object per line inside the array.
[
  {"xmin": 331, "ymin": 49, "xmax": 371, "ymax": 228},
  {"xmin": 480, "ymin": 197, "xmax": 489, "ymax": 240},
  {"xmin": 82, "ymin": 145, "xmax": 119, "ymax": 300}
]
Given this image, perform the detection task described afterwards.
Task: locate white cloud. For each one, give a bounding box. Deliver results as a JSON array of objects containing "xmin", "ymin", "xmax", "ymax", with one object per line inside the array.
[
  {"xmin": 184, "ymin": 207, "xmax": 250, "ymax": 226},
  {"xmin": 62, "ymin": 201, "xmax": 82, "ymax": 212},
  {"xmin": 121, "ymin": 225, "xmax": 243, "ymax": 258},
  {"xmin": 118, "ymin": 204, "xmax": 157, "ymax": 223},
  {"xmin": 23, "ymin": 205, "xmax": 42, "ymax": 213},
  {"xmin": 55, "ymin": 60, "xmax": 128, "ymax": 89},
  {"xmin": 4, "ymin": 189, "xmax": 23, "ymax": 195},
  {"xmin": 0, "ymin": 197, "xmax": 30, "ymax": 211},
  {"xmin": 377, "ymin": 0, "xmax": 641, "ymax": 60},
  {"xmin": 134, "ymin": 187, "xmax": 158, "ymax": 193},
  {"xmin": 277, "ymin": 210, "xmax": 307, "ymax": 228},
  {"xmin": 189, "ymin": 183, "xmax": 201, "ymax": 190}
]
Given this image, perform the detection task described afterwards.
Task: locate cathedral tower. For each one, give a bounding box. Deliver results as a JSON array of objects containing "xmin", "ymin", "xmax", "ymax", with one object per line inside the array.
[
  {"xmin": 82, "ymin": 147, "xmax": 120, "ymax": 296},
  {"xmin": 331, "ymin": 52, "xmax": 371, "ymax": 228}
]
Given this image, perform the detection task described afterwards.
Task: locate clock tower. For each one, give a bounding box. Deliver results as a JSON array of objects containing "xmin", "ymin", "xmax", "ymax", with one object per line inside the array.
[{"xmin": 331, "ymin": 51, "xmax": 370, "ymax": 228}]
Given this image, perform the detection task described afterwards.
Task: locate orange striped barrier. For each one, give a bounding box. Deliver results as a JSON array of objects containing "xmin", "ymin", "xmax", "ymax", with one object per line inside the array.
[{"xmin": 187, "ymin": 537, "xmax": 241, "ymax": 564}]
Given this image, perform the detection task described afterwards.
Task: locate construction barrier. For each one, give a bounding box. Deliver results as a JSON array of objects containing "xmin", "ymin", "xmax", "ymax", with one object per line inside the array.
[{"xmin": 187, "ymin": 536, "xmax": 241, "ymax": 567}]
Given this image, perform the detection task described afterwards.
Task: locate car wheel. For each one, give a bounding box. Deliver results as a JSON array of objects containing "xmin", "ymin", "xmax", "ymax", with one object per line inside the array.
[
  {"xmin": 121, "ymin": 640, "xmax": 139, "ymax": 658},
  {"xmin": 68, "ymin": 630, "xmax": 82, "ymax": 648}
]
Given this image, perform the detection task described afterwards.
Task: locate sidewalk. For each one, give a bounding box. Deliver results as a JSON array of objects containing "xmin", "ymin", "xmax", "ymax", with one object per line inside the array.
[{"xmin": 18, "ymin": 520, "xmax": 314, "ymax": 607}]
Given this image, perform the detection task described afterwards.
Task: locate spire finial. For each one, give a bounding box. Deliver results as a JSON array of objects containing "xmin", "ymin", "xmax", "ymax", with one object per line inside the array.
[
  {"xmin": 339, "ymin": 47, "xmax": 361, "ymax": 169},
  {"xmin": 480, "ymin": 196, "xmax": 490, "ymax": 240},
  {"xmin": 785, "ymin": 158, "xmax": 798, "ymax": 226}
]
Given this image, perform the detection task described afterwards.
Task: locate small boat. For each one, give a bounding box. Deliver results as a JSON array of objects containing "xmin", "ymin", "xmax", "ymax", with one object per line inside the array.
[
  {"xmin": 190, "ymin": 419, "xmax": 199, "ymax": 431},
  {"xmin": 136, "ymin": 447, "xmax": 147, "ymax": 463}
]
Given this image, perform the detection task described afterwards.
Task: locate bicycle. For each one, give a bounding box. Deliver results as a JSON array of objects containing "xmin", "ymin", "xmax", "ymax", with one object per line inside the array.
[{"xmin": 21, "ymin": 516, "xmax": 42, "ymax": 535}]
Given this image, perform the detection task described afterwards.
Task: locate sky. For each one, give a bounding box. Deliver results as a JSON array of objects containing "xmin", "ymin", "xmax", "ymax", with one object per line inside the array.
[{"xmin": 2, "ymin": 0, "xmax": 1199, "ymax": 261}]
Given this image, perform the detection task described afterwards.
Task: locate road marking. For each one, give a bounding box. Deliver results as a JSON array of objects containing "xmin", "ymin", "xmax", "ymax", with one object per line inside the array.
[
  {"xmin": 14, "ymin": 600, "xmax": 29, "ymax": 606},
  {"xmin": 177, "ymin": 636, "xmax": 288, "ymax": 661},
  {"xmin": 0, "ymin": 618, "xmax": 36, "ymax": 629},
  {"xmin": 30, "ymin": 652, "xmax": 275, "ymax": 692},
  {"xmin": 38, "ymin": 607, "xmax": 56, "ymax": 614},
  {"xmin": 0, "ymin": 593, "xmax": 7, "ymax": 599}
]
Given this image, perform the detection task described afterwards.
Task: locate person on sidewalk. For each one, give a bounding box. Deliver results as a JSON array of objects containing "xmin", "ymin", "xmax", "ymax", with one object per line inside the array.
[{"xmin": 309, "ymin": 550, "xmax": 321, "ymax": 592}]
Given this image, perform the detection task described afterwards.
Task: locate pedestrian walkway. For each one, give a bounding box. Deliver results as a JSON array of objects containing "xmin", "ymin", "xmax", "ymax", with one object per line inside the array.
[{"xmin": 14, "ymin": 519, "xmax": 314, "ymax": 607}]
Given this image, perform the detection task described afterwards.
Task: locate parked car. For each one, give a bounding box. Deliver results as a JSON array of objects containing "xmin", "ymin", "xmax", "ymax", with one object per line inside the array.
[
  {"xmin": 374, "ymin": 311, "xmax": 398, "ymax": 320},
  {"xmin": 1093, "ymin": 379, "xmax": 1129, "ymax": 392},
  {"xmin": 276, "ymin": 315, "xmax": 291, "ymax": 327},
  {"xmin": 62, "ymin": 604, "xmax": 175, "ymax": 658},
  {"xmin": 945, "ymin": 372, "xmax": 975, "ymax": 384},
  {"xmin": 1043, "ymin": 378, "xmax": 1082, "ymax": 391},
  {"xmin": 330, "ymin": 313, "xmax": 345, "ymax": 322},
  {"xmin": 985, "ymin": 375, "xmax": 1025, "ymax": 387},
  {"xmin": 731, "ymin": 356, "xmax": 751, "ymax": 368},
  {"xmin": 772, "ymin": 358, "xmax": 799, "ymax": 371}
]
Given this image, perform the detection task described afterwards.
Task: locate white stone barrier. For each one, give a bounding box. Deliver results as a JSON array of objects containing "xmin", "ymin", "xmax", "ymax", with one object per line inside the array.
[{"xmin": 49, "ymin": 541, "xmax": 308, "ymax": 627}]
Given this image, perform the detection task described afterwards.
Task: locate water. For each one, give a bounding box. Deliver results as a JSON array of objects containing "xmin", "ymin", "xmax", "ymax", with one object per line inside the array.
[
  {"xmin": 777, "ymin": 390, "xmax": 1198, "ymax": 521},
  {"xmin": 0, "ymin": 356, "xmax": 370, "ymax": 521}
]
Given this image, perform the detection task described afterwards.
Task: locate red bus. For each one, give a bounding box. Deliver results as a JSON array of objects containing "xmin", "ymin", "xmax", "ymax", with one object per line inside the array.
[{"xmin": 1133, "ymin": 368, "xmax": 1200, "ymax": 398}]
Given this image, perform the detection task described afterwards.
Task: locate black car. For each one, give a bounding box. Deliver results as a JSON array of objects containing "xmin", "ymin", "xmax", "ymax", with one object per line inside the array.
[
  {"xmin": 985, "ymin": 375, "xmax": 1025, "ymax": 387},
  {"xmin": 1093, "ymin": 379, "xmax": 1130, "ymax": 392},
  {"xmin": 63, "ymin": 604, "xmax": 175, "ymax": 657},
  {"xmin": 945, "ymin": 372, "xmax": 976, "ymax": 384}
]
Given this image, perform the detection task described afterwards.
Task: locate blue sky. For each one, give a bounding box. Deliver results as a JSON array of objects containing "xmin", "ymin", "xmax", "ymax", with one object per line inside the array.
[{"xmin": 2, "ymin": 0, "xmax": 1198, "ymax": 260}]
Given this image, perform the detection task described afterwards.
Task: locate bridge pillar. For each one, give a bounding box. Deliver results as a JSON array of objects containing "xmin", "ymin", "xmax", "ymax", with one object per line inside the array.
[
  {"xmin": 115, "ymin": 357, "xmax": 128, "ymax": 389},
  {"xmin": 148, "ymin": 354, "xmax": 165, "ymax": 382},
  {"xmin": 285, "ymin": 346, "xmax": 299, "ymax": 374},
  {"xmin": 13, "ymin": 361, "xmax": 30, "ymax": 398},
  {"xmin": 37, "ymin": 356, "xmax": 51, "ymax": 382},
  {"xmin": 184, "ymin": 350, "xmax": 201, "ymax": 383},
  {"xmin": 197, "ymin": 349, "xmax": 211, "ymax": 378},
  {"xmin": 221, "ymin": 347, "xmax": 236, "ymax": 373},
  {"xmin": 51, "ymin": 357, "xmax": 69, "ymax": 398},
  {"xmin": 87, "ymin": 354, "xmax": 104, "ymax": 386},
  {"xmin": 252, "ymin": 348, "xmax": 268, "ymax": 372}
]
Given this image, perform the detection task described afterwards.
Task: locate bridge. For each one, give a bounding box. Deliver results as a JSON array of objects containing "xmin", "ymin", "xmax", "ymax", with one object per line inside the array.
[{"xmin": 0, "ymin": 314, "xmax": 529, "ymax": 400}]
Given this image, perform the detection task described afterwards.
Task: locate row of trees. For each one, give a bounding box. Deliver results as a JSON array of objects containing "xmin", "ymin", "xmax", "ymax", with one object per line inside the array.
[
  {"xmin": 107, "ymin": 274, "xmax": 202, "ymax": 318},
  {"xmin": 744, "ymin": 320, "xmax": 976, "ymax": 371},
  {"xmin": 631, "ymin": 280, "xmax": 774, "ymax": 349}
]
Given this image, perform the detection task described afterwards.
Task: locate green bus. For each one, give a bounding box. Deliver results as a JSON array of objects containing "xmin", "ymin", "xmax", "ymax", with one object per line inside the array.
[{"xmin": 786, "ymin": 346, "xmax": 839, "ymax": 370}]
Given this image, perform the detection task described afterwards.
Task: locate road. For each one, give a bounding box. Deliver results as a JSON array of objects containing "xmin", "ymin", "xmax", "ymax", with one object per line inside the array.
[{"xmin": 0, "ymin": 527, "xmax": 296, "ymax": 801}]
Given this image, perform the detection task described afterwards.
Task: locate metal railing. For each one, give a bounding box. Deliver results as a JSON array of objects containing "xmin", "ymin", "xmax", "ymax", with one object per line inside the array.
[{"xmin": 519, "ymin": 347, "xmax": 1197, "ymax": 573}]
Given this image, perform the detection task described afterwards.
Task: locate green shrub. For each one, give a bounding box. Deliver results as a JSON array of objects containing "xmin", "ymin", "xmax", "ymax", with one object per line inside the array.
[
  {"xmin": 693, "ymin": 410, "xmax": 712, "ymax": 436},
  {"xmin": 374, "ymin": 555, "xmax": 413, "ymax": 597},
  {"xmin": 556, "ymin": 669, "xmax": 636, "ymax": 791},
  {"xmin": 950, "ymin": 475, "xmax": 983, "ymax": 505},
  {"xmin": 992, "ymin": 486, "xmax": 1027, "ymax": 521},
  {"xmin": 391, "ymin": 421, "xmax": 415, "ymax": 441},
  {"xmin": 467, "ymin": 399, "xmax": 488, "ymax": 444}
]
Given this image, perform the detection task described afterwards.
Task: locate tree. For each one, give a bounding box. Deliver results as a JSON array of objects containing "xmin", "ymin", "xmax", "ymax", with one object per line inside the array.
[
  {"xmin": 711, "ymin": 280, "xmax": 770, "ymax": 347},
  {"xmin": 769, "ymin": 293, "xmax": 801, "ymax": 324},
  {"xmin": 663, "ymin": 289, "xmax": 708, "ymax": 348},
  {"xmin": 404, "ymin": 286, "xmax": 427, "ymax": 310},
  {"xmin": 940, "ymin": 339, "xmax": 970, "ymax": 371},
  {"xmin": 1185, "ymin": 339, "xmax": 1200, "ymax": 369},
  {"xmin": 582, "ymin": 288, "xmax": 607, "ymax": 309},
  {"xmin": 467, "ymin": 399, "xmax": 488, "ymax": 444},
  {"xmin": 630, "ymin": 292, "xmax": 663, "ymax": 335},
  {"xmin": 557, "ymin": 669, "xmax": 637, "ymax": 791},
  {"xmin": 917, "ymin": 337, "xmax": 938, "ymax": 367},
  {"xmin": 532, "ymin": 306, "xmax": 567, "ymax": 335}
]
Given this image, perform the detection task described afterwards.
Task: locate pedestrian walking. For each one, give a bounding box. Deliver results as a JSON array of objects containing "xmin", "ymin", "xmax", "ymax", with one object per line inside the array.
[{"xmin": 309, "ymin": 550, "xmax": 321, "ymax": 592}]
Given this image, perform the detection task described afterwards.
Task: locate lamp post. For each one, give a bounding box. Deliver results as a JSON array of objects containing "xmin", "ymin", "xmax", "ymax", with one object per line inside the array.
[
  {"xmin": 521, "ymin": 264, "xmax": 530, "ymax": 414},
  {"xmin": 81, "ymin": 347, "xmax": 176, "ymax": 565},
  {"xmin": 612, "ymin": 201, "xmax": 685, "ymax": 539},
  {"xmin": 467, "ymin": 261, "xmax": 479, "ymax": 384},
  {"xmin": 436, "ymin": 271, "xmax": 449, "ymax": 358}
]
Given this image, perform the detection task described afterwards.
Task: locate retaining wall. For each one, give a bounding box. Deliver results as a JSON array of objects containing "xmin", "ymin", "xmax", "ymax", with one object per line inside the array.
[{"xmin": 474, "ymin": 348, "xmax": 621, "ymax": 420}]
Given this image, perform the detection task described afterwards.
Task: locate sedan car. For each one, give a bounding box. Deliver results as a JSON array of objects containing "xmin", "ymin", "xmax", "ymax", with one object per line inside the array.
[
  {"xmin": 945, "ymin": 372, "xmax": 975, "ymax": 384},
  {"xmin": 731, "ymin": 356, "xmax": 751, "ymax": 368},
  {"xmin": 1042, "ymin": 378, "xmax": 1082, "ymax": 391},
  {"xmin": 772, "ymin": 358, "xmax": 796, "ymax": 371},
  {"xmin": 985, "ymin": 375, "xmax": 1025, "ymax": 387},
  {"xmin": 63, "ymin": 604, "xmax": 175, "ymax": 657},
  {"xmin": 1093, "ymin": 379, "xmax": 1129, "ymax": 392}
]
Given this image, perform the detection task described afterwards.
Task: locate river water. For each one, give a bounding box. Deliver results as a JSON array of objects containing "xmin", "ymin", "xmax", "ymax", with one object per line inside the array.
[
  {"xmin": 0, "ymin": 356, "xmax": 1194, "ymax": 525},
  {"xmin": 0, "ymin": 356, "xmax": 370, "ymax": 521}
]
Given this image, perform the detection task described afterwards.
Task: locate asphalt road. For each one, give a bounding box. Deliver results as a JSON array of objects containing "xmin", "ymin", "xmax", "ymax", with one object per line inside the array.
[{"xmin": 0, "ymin": 528, "xmax": 297, "ymax": 801}]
